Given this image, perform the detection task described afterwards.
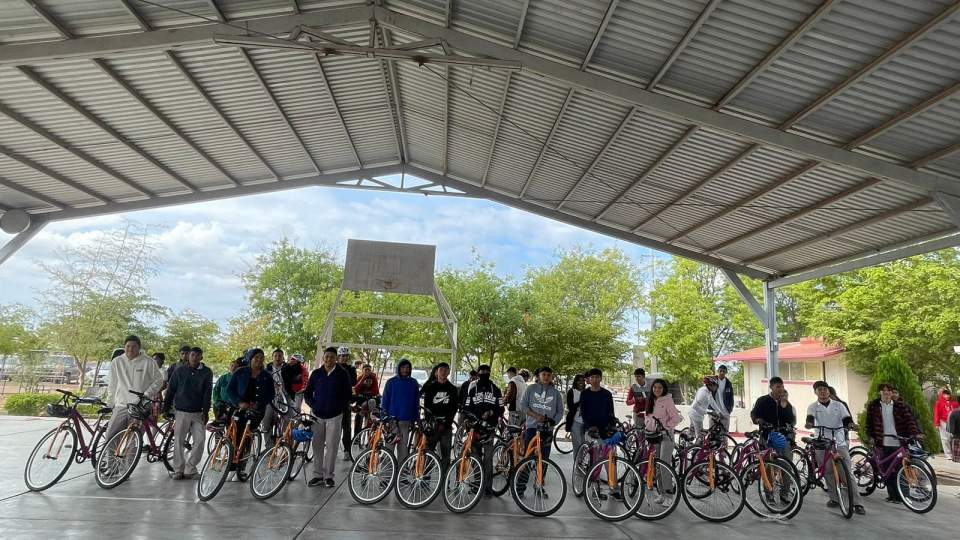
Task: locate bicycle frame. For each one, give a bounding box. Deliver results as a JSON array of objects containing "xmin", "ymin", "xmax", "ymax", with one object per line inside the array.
[
  {"xmin": 522, "ymin": 430, "xmax": 545, "ymax": 485},
  {"xmin": 267, "ymin": 418, "xmax": 296, "ymax": 469},
  {"xmin": 867, "ymin": 442, "xmax": 919, "ymax": 487},
  {"xmin": 457, "ymin": 427, "xmax": 476, "ymax": 482}
]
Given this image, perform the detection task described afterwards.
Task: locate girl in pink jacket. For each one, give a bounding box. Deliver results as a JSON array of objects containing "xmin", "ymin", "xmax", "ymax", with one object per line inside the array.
[{"xmin": 644, "ymin": 378, "xmax": 683, "ymax": 493}]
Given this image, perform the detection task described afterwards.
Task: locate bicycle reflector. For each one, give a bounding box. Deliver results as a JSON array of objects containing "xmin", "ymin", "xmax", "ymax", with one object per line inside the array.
[
  {"xmin": 766, "ymin": 431, "xmax": 788, "ymax": 451},
  {"xmin": 292, "ymin": 428, "xmax": 314, "ymax": 442}
]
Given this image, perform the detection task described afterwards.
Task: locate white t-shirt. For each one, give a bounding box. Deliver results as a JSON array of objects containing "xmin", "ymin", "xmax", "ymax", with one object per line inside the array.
[
  {"xmin": 806, "ymin": 399, "xmax": 851, "ymax": 447},
  {"xmin": 880, "ymin": 400, "xmax": 898, "ymax": 447},
  {"xmin": 690, "ymin": 386, "xmax": 727, "ymax": 420}
]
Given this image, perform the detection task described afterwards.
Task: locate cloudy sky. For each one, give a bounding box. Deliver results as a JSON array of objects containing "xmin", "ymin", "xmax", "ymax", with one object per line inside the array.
[{"xmin": 0, "ymin": 177, "xmax": 665, "ymax": 330}]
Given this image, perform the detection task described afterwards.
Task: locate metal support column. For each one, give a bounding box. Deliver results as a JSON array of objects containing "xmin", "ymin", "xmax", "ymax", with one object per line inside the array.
[
  {"xmin": 0, "ymin": 219, "xmax": 46, "ymax": 267},
  {"xmin": 763, "ymin": 281, "xmax": 779, "ymax": 378}
]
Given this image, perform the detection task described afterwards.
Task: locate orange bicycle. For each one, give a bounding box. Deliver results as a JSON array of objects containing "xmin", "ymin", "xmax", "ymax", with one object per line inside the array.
[
  {"xmin": 197, "ymin": 407, "xmax": 262, "ymax": 501},
  {"xmin": 442, "ymin": 412, "xmax": 495, "ymax": 513},
  {"xmin": 348, "ymin": 412, "xmax": 399, "ymax": 504},
  {"xmin": 508, "ymin": 420, "xmax": 567, "ymax": 516},
  {"xmin": 395, "ymin": 411, "xmax": 445, "ymax": 508},
  {"xmin": 489, "ymin": 422, "xmax": 525, "ymax": 496}
]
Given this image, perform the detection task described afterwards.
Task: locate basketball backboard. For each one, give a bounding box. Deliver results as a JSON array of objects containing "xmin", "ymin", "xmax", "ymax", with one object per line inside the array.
[{"xmin": 342, "ymin": 239, "xmax": 436, "ymax": 295}]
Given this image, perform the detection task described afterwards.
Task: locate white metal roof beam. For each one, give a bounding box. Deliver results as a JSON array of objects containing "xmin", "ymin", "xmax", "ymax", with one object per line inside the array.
[
  {"xmin": 0, "ymin": 102, "xmax": 155, "ymax": 197},
  {"xmin": 309, "ymin": 53, "xmax": 362, "ymax": 169},
  {"xmin": 376, "ymin": 8, "xmax": 960, "ymax": 198},
  {"xmin": 0, "ymin": 5, "xmax": 371, "ymax": 66},
  {"xmin": 480, "ymin": 72, "xmax": 511, "ymax": 187},
  {"xmin": 647, "ymin": 0, "xmax": 722, "ymax": 90},
  {"xmin": 0, "ymin": 220, "xmax": 46, "ymax": 267},
  {"xmin": 513, "ymin": 0, "xmax": 530, "ymax": 49},
  {"xmin": 0, "ymin": 145, "xmax": 108, "ymax": 202},
  {"xmin": 118, "ymin": 0, "xmax": 151, "ymax": 31},
  {"xmin": 633, "ymin": 143, "xmax": 761, "ymax": 230},
  {"xmin": 166, "ymin": 51, "xmax": 280, "ymax": 180},
  {"xmin": 24, "ymin": 0, "xmax": 72, "ymax": 38},
  {"xmin": 742, "ymin": 197, "xmax": 934, "ymax": 265},
  {"xmin": 556, "ymin": 107, "xmax": 635, "ymax": 209},
  {"xmin": 594, "ymin": 126, "xmax": 697, "ymax": 222},
  {"xmin": 236, "ymin": 49, "xmax": 321, "ymax": 174},
  {"xmin": 912, "ymin": 140, "xmax": 960, "ymax": 169},
  {"xmin": 92, "ymin": 58, "xmax": 238, "ymax": 187},
  {"xmin": 16, "ymin": 65, "xmax": 198, "ymax": 193},
  {"xmin": 379, "ymin": 26, "xmax": 408, "ymax": 163},
  {"xmin": 714, "ymin": 0, "xmax": 837, "ymax": 110},
  {"xmin": 780, "ymin": 2, "xmax": 960, "ymax": 129},
  {"xmin": 581, "ymin": 0, "xmax": 619, "ymax": 70},
  {"xmin": 846, "ymin": 81, "xmax": 960, "ymax": 149},
  {"xmin": 206, "ymin": 0, "xmax": 227, "ymax": 22},
  {"xmin": 445, "ymin": 0, "xmax": 453, "ymax": 27},
  {"xmin": 933, "ymin": 191, "xmax": 960, "ymax": 227},
  {"xmin": 0, "ymin": 175, "xmax": 64, "ymax": 209},
  {"xmin": 442, "ymin": 63, "xmax": 450, "ymax": 174},
  {"xmin": 518, "ymin": 88, "xmax": 574, "ymax": 197}
]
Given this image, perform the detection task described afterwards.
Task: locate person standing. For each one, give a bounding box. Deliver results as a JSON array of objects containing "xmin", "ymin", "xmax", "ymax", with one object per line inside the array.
[
  {"xmin": 421, "ymin": 362, "xmax": 458, "ymax": 470},
  {"xmin": 750, "ymin": 376, "xmax": 794, "ymax": 500},
  {"xmin": 163, "ymin": 346, "xmax": 212, "ymax": 480},
  {"xmin": 865, "ymin": 383, "xmax": 921, "ymax": 505},
  {"xmin": 715, "ymin": 365, "xmax": 734, "ymax": 413},
  {"xmin": 261, "ymin": 348, "xmax": 295, "ymax": 447},
  {"xmin": 503, "ymin": 367, "xmax": 527, "ymax": 427},
  {"xmin": 352, "ymin": 364, "xmax": 380, "ymax": 433},
  {"xmin": 288, "ymin": 353, "xmax": 309, "ymax": 413},
  {"xmin": 463, "ymin": 364, "xmax": 503, "ymax": 498},
  {"xmin": 807, "ymin": 380, "xmax": 865, "ymax": 515},
  {"xmin": 644, "ymin": 378, "xmax": 682, "ymax": 494},
  {"xmin": 626, "ymin": 368, "xmax": 647, "ymax": 428},
  {"xmin": 689, "ymin": 377, "xmax": 728, "ymax": 440},
  {"xmin": 565, "ymin": 374, "xmax": 586, "ymax": 453},
  {"xmin": 934, "ymin": 389, "xmax": 957, "ymax": 456},
  {"xmin": 381, "ymin": 358, "xmax": 420, "ymax": 464},
  {"xmin": 103, "ymin": 336, "xmax": 165, "ymax": 445},
  {"xmin": 514, "ymin": 366, "xmax": 564, "ymax": 496},
  {"xmin": 579, "ymin": 368, "xmax": 615, "ymax": 436},
  {"xmin": 337, "ymin": 347, "xmax": 358, "ymax": 460},
  {"xmin": 212, "ymin": 358, "xmax": 239, "ymax": 420},
  {"xmin": 305, "ymin": 347, "xmax": 352, "ymax": 488}
]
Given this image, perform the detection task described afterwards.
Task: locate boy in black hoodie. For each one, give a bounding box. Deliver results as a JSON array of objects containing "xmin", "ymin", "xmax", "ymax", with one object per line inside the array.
[
  {"xmin": 464, "ymin": 364, "xmax": 503, "ymax": 497},
  {"xmin": 421, "ymin": 362, "xmax": 459, "ymax": 470}
]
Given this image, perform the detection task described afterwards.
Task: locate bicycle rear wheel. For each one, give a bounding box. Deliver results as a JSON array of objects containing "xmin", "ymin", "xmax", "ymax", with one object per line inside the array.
[
  {"xmin": 553, "ymin": 424, "xmax": 573, "ymax": 454},
  {"xmin": 572, "ymin": 443, "xmax": 591, "ymax": 497},
  {"xmin": 250, "ymin": 442, "xmax": 292, "ymax": 500},
  {"xmin": 489, "ymin": 443, "xmax": 512, "ymax": 496},
  {"xmin": 897, "ymin": 458, "xmax": 937, "ymax": 514},
  {"xmin": 160, "ymin": 428, "xmax": 194, "ymax": 473},
  {"xmin": 848, "ymin": 447, "xmax": 876, "ymax": 497},
  {"xmin": 395, "ymin": 450, "xmax": 443, "ymax": 508},
  {"xmin": 741, "ymin": 457, "xmax": 802, "ymax": 520},
  {"xmin": 635, "ymin": 458, "xmax": 681, "ymax": 521},
  {"xmin": 829, "ymin": 455, "xmax": 854, "ymax": 519},
  {"xmin": 90, "ymin": 429, "xmax": 107, "ymax": 468},
  {"xmin": 96, "ymin": 428, "xmax": 143, "ymax": 489},
  {"xmin": 198, "ymin": 438, "xmax": 233, "ymax": 501},
  {"xmin": 350, "ymin": 428, "xmax": 372, "ymax": 462},
  {"xmin": 584, "ymin": 458, "xmax": 643, "ymax": 521},
  {"xmin": 442, "ymin": 455, "xmax": 484, "ymax": 513},
  {"xmin": 288, "ymin": 441, "xmax": 308, "ymax": 481},
  {"xmin": 24, "ymin": 425, "xmax": 77, "ymax": 491},
  {"xmin": 510, "ymin": 457, "xmax": 567, "ymax": 517},
  {"xmin": 681, "ymin": 460, "xmax": 744, "ymax": 523},
  {"xmin": 349, "ymin": 448, "xmax": 397, "ymax": 504}
]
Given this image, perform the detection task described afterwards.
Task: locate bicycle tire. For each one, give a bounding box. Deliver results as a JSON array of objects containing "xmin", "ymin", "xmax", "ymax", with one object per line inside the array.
[
  {"xmin": 236, "ymin": 432, "xmax": 262, "ymax": 482},
  {"xmin": 681, "ymin": 460, "xmax": 745, "ymax": 523},
  {"xmin": 583, "ymin": 458, "xmax": 644, "ymax": 521},
  {"xmin": 489, "ymin": 442, "xmax": 513, "ymax": 497},
  {"xmin": 250, "ymin": 442, "xmax": 293, "ymax": 500},
  {"xmin": 510, "ymin": 456, "xmax": 567, "ymax": 517},
  {"xmin": 552, "ymin": 423, "xmax": 573, "ymax": 455},
  {"xmin": 897, "ymin": 458, "xmax": 937, "ymax": 514},
  {"xmin": 89, "ymin": 429, "xmax": 107, "ymax": 468},
  {"xmin": 160, "ymin": 427, "xmax": 192, "ymax": 473},
  {"xmin": 635, "ymin": 458, "xmax": 681, "ymax": 521},
  {"xmin": 206, "ymin": 430, "xmax": 220, "ymax": 454},
  {"xmin": 350, "ymin": 428, "xmax": 372, "ymax": 462},
  {"xmin": 288, "ymin": 441, "xmax": 308, "ymax": 482},
  {"xmin": 395, "ymin": 450, "xmax": 443, "ymax": 509},
  {"xmin": 349, "ymin": 448, "xmax": 397, "ymax": 504},
  {"xmin": 849, "ymin": 447, "xmax": 876, "ymax": 497},
  {"xmin": 442, "ymin": 455, "xmax": 484, "ymax": 513},
  {"xmin": 572, "ymin": 443, "xmax": 591, "ymax": 497},
  {"xmin": 24, "ymin": 425, "xmax": 77, "ymax": 492},
  {"xmin": 96, "ymin": 428, "xmax": 143, "ymax": 489},
  {"xmin": 741, "ymin": 457, "xmax": 802, "ymax": 520},
  {"xmin": 791, "ymin": 447, "xmax": 814, "ymax": 496},
  {"xmin": 830, "ymin": 455, "xmax": 854, "ymax": 519},
  {"xmin": 198, "ymin": 438, "xmax": 234, "ymax": 501}
]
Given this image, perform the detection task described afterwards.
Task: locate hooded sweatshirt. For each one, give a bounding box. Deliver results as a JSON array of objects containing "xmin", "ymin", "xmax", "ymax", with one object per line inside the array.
[
  {"xmin": 382, "ymin": 359, "xmax": 420, "ymax": 422},
  {"xmin": 421, "ymin": 378, "xmax": 458, "ymax": 427},
  {"xmin": 354, "ymin": 371, "xmax": 380, "ymax": 397},
  {"xmin": 934, "ymin": 391, "xmax": 958, "ymax": 428},
  {"xmin": 519, "ymin": 381, "xmax": 564, "ymax": 429}
]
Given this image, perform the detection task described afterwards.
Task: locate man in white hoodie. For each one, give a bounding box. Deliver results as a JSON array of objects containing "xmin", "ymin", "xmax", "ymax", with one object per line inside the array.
[
  {"xmin": 103, "ymin": 335, "xmax": 165, "ymax": 445},
  {"xmin": 689, "ymin": 376, "xmax": 729, "ymax": 441}
]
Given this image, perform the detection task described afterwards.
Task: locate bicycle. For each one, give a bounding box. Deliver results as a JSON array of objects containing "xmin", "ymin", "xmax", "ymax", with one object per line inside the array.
[
  {"xmin": 732, "ymin": 426, "xmax": 803, "ymax": 520},
  {"xmin": 631, "ymin": 418, "xmax": 681, "ymax": 520},
  {"xmin": 197, "ymin": 407, "xmax": 263, "ymax": 501},
  {"xmin": 349, "ymin": 396, "xmax": 385, "ymax": 461},
  {"xmin": 24, "ymin": 389, "xmax": 112, "ymax": 491},
  {"xmin": 552, "ymin": 421, "xmax": 574, "ymax": 454},
  {"xmin": 490, "ymin": 422, "xmax": 525, "ymax": 497},
  {"xmin": 95, "ymin": 390, "xmax": 182, "ymax": 489},
  {"xmin": 395, "ymin": 411, "xmax": 444, "ymax": 508},
  {"xmin": 348, "ymin": 412, "xmax": 399, "ymax": 504},
  {"xmin": 680, "ymin": 418, "xmax": 745, "ymax": 522},
  {"xmin": 572, "ymin": 422, "xmax": 633, "ymax": 498},
  {"xmin": 442, "ymin": 412, "xmax": 496, "ymax": 513},
  {"xmin": 582, "ymin": 424, "xmax": 644, "ymax": 521},
  {"xmin": 509, "ymin": 420, "xmax": 567, "ymax": 517},
  {"xmin": 850, "ymin": 435, "xmax": 937, "ymax": 513},
  {"xmin": 794, "ymin": 426, "xmax": 856, "ymax": 519},
  {"xmin": 250, "ymin": 412, "xmax": 316, "ymax": 499}
]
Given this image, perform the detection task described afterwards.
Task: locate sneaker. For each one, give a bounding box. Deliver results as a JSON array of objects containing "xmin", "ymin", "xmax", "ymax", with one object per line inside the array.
[
  {"xmin": 308, "ymin": 477, "xmax": 324, "ymax": 487},
  {"xmin": 885, "ymin": 497, "xmax": 902, "ymax": 505},
  {"xmin": 172, "ymin": 472, "xmax": 184, "ymax": 480},
  {"xmin": 182, "ymin": 472, "xmax": 198, "ymax": 480},
  {"xmin": 854, "ymin": 505, "xmax": 865, "ymax": 515},
  {"xmin": 324, "ymin": 478, "xmax": 335, "ymax": 488},
  {"xmin": 826, "ymin": 500, "xmax": 839, "ymax": 508}
]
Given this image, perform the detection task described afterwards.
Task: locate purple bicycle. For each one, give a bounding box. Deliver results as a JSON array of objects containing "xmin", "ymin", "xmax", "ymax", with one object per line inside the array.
[{"xmin": 850, "ymin": 435, "xmax": 937, "ymax": 513}]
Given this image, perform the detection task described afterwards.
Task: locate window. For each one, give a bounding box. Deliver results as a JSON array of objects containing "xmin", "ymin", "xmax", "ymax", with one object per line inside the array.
[{"xmin": 782, "ymin": 361, "xmax": 822, "ymax": 381}]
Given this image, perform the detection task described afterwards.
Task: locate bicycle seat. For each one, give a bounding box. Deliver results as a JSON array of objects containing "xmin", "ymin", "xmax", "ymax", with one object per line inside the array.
[
  {"xmin": 97, "ymin": 406, "xmax": 113, "ymax": 415},
  {"xmin": 128, "ymin": 390, "xmax": 146, "ymax": 398},
  {"xmin": 801, "ymin": 437, "xmax": 829, "ymax": 450},
  {"xmin": 77, "ymin": 397, "xmax": 101, "ymax": 405},
  {"xmin": 206, "ymin": 421, "xmax": 227, "ymax": 432}
]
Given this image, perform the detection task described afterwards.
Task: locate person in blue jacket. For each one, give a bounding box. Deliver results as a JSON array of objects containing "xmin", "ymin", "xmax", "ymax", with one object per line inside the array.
[
  {"xmin": 381, "ymin": 358, "xmax": 420, "ymax": 463},
  {"xmin": 225, "ymin": 348, "xmax": 274, "ymax": 478}
]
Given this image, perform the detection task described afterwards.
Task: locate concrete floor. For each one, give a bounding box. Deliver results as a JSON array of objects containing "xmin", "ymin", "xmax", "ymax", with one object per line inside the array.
[{"xmin": 0, "ymin": 415, "xmax": 954, "ymax": 539}]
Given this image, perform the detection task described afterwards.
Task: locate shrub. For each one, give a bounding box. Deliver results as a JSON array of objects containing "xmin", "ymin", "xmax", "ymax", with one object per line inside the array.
[
  {"xmin": 856, "ymin": 353, "xmax": 940, "ymax": 453},
  {"xmin": 4, "ymin": 393, "xmax": 59, "ymax": 416}
]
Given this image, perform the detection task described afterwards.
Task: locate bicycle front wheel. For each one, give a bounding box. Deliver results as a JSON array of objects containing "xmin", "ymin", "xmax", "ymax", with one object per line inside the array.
[
  {"xmin": 288, "ymin": 441, "xmax": 308, "ymax": 481},
  {"xmin": 236, "ymin": 432, "xmax": 262, "ymax": 482},
  {"xmin": 442, "ymin": 455, "xmax": 484, "ymax": 513},
  {"xmin": 349, "ymin": 448, "xmax": 397, "ymax": 504},
  {"xmin": 553, "ymin": 424, "xmax": 573, "ymax": 454},
  {"xmin": 350, "ymin": 428, "xmax": 372, "ymax": 462},
  {"xmin": 161, "ymin": 428, "xmax": 194, "ymax": 473},
  {"xmin": 489, "ymin": 443, "xmax": 512, "ymax": 496},
  {"xmin": 741, "ymin": 457, "xmax": 802, "ymax": 520},
  {"xmin": 849, "ymin": 447, "xmax": 876, "ymax": 497},
  {"xmin": 250, "ymin": 442, "xmax": 292, "ymax": 500},
  {"xmin": 24, "ymin": 425, "xmax": 77, "ymax": 491},
  {"xmin": 897, "ymin": 458, "xmax": 937, "ymax": 514},
  {"xmin": 395, "ymin": 450, "xmax": 443, "ymax": 508},
  {"xmin": 96, "ymin": 428, "xmax": 143, "ymax": 489},
  {"xmin": 829, "ymin": 455, "xmax": 854, "ymax": 519},
  {"xmin": 510, "ymin": 456, "xmax": 567, "ymax": 517},
  {"xmin": 584, "ymin": 458, "xmax": 644, "ymax": 521},
  {"xmin": 635, "ymin": 458, "xmax": 681, "ymax": 521},
  {"xmin": 681, "ymin": 460, "xmax": 744, "ymax": 523},
  {"xmin": 198, "ymin": 438, "xmax": 234, "ymax": 501}
]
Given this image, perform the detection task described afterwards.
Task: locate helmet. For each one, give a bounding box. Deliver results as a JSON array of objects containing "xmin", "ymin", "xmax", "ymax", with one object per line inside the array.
[
  {"xmin": 337, "ymin": 346, "xmax": 350, "ymax": 357},
  {"xmin": 703, "ymin": 376, "xmax": 719, "ymax": 386},
  {"xmin": 290, "ymin": 353, "xmax": 304, "ymax": 363},
  {"xmin": 767, "ymin": 431, "xmax": 787, "ymax": 451}
]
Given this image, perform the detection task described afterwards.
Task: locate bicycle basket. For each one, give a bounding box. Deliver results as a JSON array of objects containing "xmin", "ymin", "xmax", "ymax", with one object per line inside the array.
[
  {"xmin": 127, "ymin": 401, "xmax": 152, "ymax": 420},
  {"xmin": 292, "ymin": 428, "xmax": 314, "ymax": 443},
  {"xmin": 46, "ymin": 403, "xmax": 71, "ymax": 418}
]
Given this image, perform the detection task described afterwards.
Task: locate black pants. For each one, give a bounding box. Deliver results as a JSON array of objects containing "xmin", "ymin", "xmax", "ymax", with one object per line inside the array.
[
  {"xmin": 341, "ymin": 406, "xmax": 353, "ymax": 455},
  {"xmin": 880, "ymin": 445, "xmax": 901, "ymax": 501},
  {"xmin": 428, "ymin": 425, "xmax": 453, "ymax": 471},
  {"xmin": 515, "ymin": 427, "xmax": 551, "ymax": 493}
]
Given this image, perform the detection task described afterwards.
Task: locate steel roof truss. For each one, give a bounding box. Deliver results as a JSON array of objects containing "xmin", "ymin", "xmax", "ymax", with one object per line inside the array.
[
  {"xmin": 518, "ymin": 88, "xmax": 574, "ymax": 197},
  {"xmin": 556, "ymin": 106, "xmax": 636, "ymax": 209},
  {"xmin": 581, "ymin": 0, "xmax": 619, "ymax": 70},
  {"xmin": 647, "ymin": 0, "xmax": 722, "ymax": 90},
  {"xmin": 480, "ymin": 72, "xmax": 511, "ymax": 187}
]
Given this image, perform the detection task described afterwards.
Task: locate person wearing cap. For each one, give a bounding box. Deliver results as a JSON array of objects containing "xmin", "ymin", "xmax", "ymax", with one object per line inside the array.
[
  {"xmin": 716, "ymin": 365, "xmax": 735, "ymax": 414},
  {"xmin": 336, "ymin": 347, "xmax": 358, "ymax": 460},
  {"xmin": 382, "ymin": 358, "xmax": 420, "ymax": 463},
  {"xmin": 421, "ymin": 362, "xmax": 458, "ymax": 470},
  {"xmin": 806, "ymin": 380, "xmax": 865, "ymax": 514},
  {"xmin": 689, "ymin": 376, "xmax": 728, "ymax": 440}
]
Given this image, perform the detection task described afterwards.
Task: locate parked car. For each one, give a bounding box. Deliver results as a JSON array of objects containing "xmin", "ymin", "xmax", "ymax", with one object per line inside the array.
[
  {"xmin": 0, "ymin": 357, "xmax": 20, "ymax": 381},
  {"xmin": 39, "ymin": 355, "xmax": 82, "ymax": 384},
  {"xmin": 85, "ymin": 363, "xmax": 112, "ymax": 387},
  {"xmin": 411, "ymin": 369, "xmax": 429, "ymax": 386}
]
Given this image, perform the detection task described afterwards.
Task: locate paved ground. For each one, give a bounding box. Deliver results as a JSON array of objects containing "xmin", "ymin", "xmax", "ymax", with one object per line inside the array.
[{"xmin": 1, "ymin": 415, "xmax": 955, "ymax": 539}]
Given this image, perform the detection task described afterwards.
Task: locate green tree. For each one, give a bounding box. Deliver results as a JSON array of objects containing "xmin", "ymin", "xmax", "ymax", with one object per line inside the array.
[
  {"xmin": 214, "ymin": 314, "xmax": 272, "ymax": 374},
  {"xmin": 241, "ymin": 239, "xmax": 342, "ymax": 357},
  {"xmin": 0, "ymin": 304, "xmax": 40, "ymax": 358},
  {"xmin": 856, "ymin": 353, "xmax": 939, "ymax": 453},
  {"xmin": 791, "ymin": 250, "xmax": 960, "ymax": 388},
  {"xmin": 158, "ymin": 309, "xmax": 221, "ymax": 358}
]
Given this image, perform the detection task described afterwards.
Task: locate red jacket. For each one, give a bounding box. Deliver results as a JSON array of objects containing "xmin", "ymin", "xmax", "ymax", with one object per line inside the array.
[
  {"xmin": 626, "ymin": 383, "xmax": 647, "ymax": 415},
  {"xmin": 934, "ymin": 392, "xmax": 958, "ymax": 427},
  {"xmin": 354, "ymin": 372, "xmax": 380, "ymax": 397},
  {"xmin": 291, "ymin": 362, "xmax": 309, "ymax": 394}
]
